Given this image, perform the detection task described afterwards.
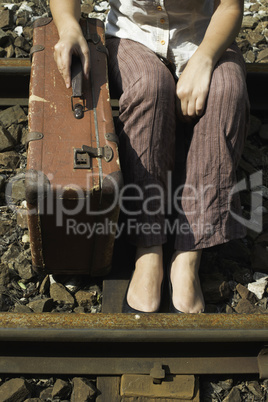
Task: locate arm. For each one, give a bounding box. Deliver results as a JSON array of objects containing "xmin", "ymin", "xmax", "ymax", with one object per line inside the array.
[
  {"xmin": 50, "ymin": 0, "xmax": 89, "ymax": 88},
  {"xmin": 176, "ymin": 0, "xmax": 244, "ymax": 121}
]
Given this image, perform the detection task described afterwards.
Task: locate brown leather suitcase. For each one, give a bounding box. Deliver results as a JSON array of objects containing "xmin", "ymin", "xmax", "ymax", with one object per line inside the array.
[{"xmin": 26, "ymin": 17, "xmax": 122, "ymax": 276}]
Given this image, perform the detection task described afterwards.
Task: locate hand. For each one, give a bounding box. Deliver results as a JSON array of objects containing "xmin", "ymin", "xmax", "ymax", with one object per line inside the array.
[
  {"xmin": 53, "ymin": 26, "xmax": 90, "ymax": 88},
  {"xmin": 176, "ymin": 51, "xmax": 214, "ymax": 122}
]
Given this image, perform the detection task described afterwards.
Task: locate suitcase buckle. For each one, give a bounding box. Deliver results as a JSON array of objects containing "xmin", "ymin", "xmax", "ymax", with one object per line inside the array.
[
  {"xmin": 85, "ymin": 32, "xmax": 100, "ymax": 45},
  {"xmin": 71, "ymin": 97, "xmax": 86, "ymax": 119}
]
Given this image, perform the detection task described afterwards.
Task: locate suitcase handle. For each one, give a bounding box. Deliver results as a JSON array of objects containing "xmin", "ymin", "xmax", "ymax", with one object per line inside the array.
[{"xmin": 71, "ymin": 56, "xmax": 85, "ymax": 119}]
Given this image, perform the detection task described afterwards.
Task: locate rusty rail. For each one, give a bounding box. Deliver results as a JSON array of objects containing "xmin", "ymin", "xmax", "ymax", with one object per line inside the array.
[
  {"xmin": 0, "ymin": 313, "xmax": 267, "ymax": 377},
  {"xmin": 0, "ymin": 58, "xmax": 31, "ymax": 106},
  {"xmin": 0, "ymin": 313, "xmax": 267, "ymax": 342}
]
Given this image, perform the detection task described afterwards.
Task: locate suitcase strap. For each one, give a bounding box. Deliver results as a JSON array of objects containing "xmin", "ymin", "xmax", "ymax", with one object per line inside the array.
[
  {"xmin": 71, "ymin": 56, "xmax": 85, "ymax": 119},
  {"xmin": 72, "ymin": 19, "xmax": 109, "ymax": 186},
  {"xmin": 82, "ymin": 144, "xmax": 113, "ymax": 162},
  {"xmin": 86, "ymin": 19, "xmax": 103, "ymax": 187},
  {"xmin": 70, "ymin": 23, "xmax": 105, "ymax": 120}
]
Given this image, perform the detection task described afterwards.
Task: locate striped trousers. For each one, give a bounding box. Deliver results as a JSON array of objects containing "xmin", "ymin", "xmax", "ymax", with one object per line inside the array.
[{"xmin": 106, "ymin": 38, "xmax": 250, "ymax": 251}]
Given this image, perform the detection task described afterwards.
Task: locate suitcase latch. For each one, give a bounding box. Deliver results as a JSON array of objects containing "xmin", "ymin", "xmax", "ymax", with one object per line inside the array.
[
  {"xmin": 82, "ymin": 145, "xmax": 114, "ymax": 162},
  {"xmin": 74, "ymin": 145, "xmax": 113, "ymax": 169},
  {"xmin": 74, "ymin": 148, "xmax": 91, "ymax": 169}
]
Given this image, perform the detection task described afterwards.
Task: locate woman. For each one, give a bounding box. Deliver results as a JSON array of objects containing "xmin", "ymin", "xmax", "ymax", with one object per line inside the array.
[{"xmin": 50, "ymin": 0, "xmax": 249, "ymax": 313}]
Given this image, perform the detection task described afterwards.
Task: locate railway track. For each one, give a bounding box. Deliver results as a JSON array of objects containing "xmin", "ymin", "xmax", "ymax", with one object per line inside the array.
[
  {"xmin": 0, "ymin": 58, "xmax": 268, "ymax": 401},
  {"xmin": 0, "ymin": 313, "xmax": 267, "ymax": 400}
]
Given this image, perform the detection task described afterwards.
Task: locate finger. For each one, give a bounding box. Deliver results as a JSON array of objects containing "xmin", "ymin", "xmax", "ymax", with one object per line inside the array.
[
  {"xmin": 179, "ymin": 95, "xmax": 187, "ymax": 116},
  {"xmin": 180, "ymin": 98, "xmax": 193, "ymax": 122},
  {"xmin": 176, "ymin": 97, "xmax": 191, "ymax": 123},
  {"xmin": 176, "ymin": 85, "xmax": 192, "ymax": 120},
  {"xmin": 195, "ymin": 95, "xmax": 206, "ymax": 117},
  {"xmin": 53, "ymin": 45, "xmax": 62, "ymax": 73},
  {"xmin": 186, "ymin": 99, "xmax": 196, "ymax": 118},
  {"xmin": 54, "ymin": 57, "xmax": 66, "ymax": 83},
  {"xmin": 54, "ymin": 42, "xmax": 72, "ymax": 88},
  {"xmin": 60, "ymin": 49, "xmax": 72, "ymax": 89},
  {"xmin": 78, "ymin": 46, "xmax": 90, "ymax": 79}
]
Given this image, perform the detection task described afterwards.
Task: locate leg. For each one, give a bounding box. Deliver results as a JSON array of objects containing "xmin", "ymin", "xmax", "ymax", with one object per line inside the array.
[
  {"xmin": 175, "ymin": 43, "xmax": 249, "ymax": 251},
  {"xmin": 107, "ymin": 38, "xmax": 176, "ymax": 311},
  {"xmin": 171, "ymin": 44, "xmax": 249, "ymax": 313}
]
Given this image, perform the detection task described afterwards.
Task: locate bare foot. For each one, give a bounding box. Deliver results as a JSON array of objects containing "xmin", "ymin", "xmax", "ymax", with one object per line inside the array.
[
  {"xmin": 170, "ymin": 250, "xmax": 205, "ymax": 313},
  {"xmin": 126, "ymin": 246, "xmax": 163, "ymax": 312}
]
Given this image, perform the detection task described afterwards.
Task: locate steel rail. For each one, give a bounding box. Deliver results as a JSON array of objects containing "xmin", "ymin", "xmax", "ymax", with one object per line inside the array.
[
  {"xmin": 0, "ymin": 313, "xmax": 267, "ymax": 342},
  {"xmin": 0, "ymin": 58, "xmax": 31, "ymax": 106},
  {"xmin": 0, "ymin": 58, "xmax": 31, "ymax": 71},
  {"xmin": 0, "ymin": 314, "xmax": 267, "ymax": 376}
]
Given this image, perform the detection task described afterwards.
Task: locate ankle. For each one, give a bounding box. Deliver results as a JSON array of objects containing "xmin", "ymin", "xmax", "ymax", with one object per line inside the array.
[
  {"xmin": 136, "ymin": 245, "xmax": 163, "ymax": 260},
  {"xmin": 135, "ymin": 246, "xmax": 163, "ymax": 277},
  {"xmin": 171, "ymin": 250, "xmax": 202, "ymax": 275}
]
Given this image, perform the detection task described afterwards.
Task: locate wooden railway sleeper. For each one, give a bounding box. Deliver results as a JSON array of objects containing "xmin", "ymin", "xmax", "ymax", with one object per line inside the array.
[{"xmin": 257, "ymin": 347, "xmax": 268, "ymax": 379}]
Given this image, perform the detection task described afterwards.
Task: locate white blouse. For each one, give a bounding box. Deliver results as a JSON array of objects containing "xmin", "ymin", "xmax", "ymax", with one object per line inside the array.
[{"xmin": 106, "ymin": 0, "xmax": 214, "ymax": 77}]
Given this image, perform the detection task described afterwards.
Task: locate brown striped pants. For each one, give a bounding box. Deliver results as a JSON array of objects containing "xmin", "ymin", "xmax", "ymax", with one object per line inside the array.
[{"xmin": 106, "ymin": 38, "xmax": 250, "ymax": 250}]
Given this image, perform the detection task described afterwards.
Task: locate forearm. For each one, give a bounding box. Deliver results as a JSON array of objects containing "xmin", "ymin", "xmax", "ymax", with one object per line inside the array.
[
  {"xmin": 196, "ymin": 0, "xmax": 244, "ymax": 68},
  {"xmin": 50, "ymin": 0, "xmax": 81, "ymax": 37},
  {"xmin": 176, "ymin": 0, "xmax": 244, "ymax": 120},
  {"xmin": 49, "ymin": 0, "xmax": 89, "ymax": 88}
]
